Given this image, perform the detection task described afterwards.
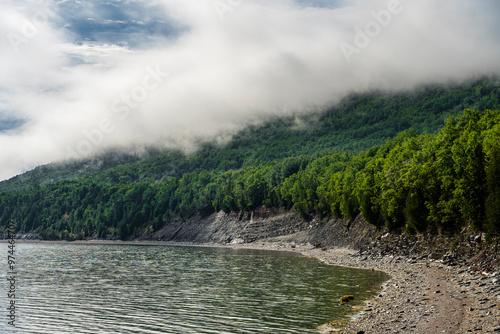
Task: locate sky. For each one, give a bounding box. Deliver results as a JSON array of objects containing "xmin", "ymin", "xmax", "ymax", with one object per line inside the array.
[{"xmin": 1, "ymin": 0, "xmax": 500, "ymax": 181}]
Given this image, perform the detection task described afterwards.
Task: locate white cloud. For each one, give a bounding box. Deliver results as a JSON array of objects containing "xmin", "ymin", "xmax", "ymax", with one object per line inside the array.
[{"xmin": 1, "ymin": 0, "xmax": 500, "ymax": 180}]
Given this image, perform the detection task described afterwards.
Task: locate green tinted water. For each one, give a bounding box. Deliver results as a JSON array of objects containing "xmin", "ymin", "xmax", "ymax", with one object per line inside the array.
[{"xmin": 1, "ymin": 243, "xmax": 388, "ymax": 333}]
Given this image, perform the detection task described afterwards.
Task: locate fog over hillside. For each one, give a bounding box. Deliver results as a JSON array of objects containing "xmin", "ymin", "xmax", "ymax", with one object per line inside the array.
[{"xmin": 1, "ymin": 0, "xmax": 500, "ymax": 181}]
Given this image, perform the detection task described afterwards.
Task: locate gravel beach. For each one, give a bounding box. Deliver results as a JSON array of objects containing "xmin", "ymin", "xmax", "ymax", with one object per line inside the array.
[
  {"xmin": 14, "ymin": 239, "xmax": 499, "ymax": 333},
  {"xmin": 230, "ymin": 242, "xmax": 500, "ymax": 334}
]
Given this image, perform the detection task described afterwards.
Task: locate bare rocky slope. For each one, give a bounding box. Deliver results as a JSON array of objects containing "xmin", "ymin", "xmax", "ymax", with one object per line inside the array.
[
  {"xmin": 138, "ymin": 206, "xmax": 499, "ymax": 267},
  {"xmin": 139, "ymin": 206, "xmax": 378, "ymax": 250},
  {"xmin": 11, "ymin": 204, "xmax": 500, "ymax": 268},
  {"xmin": 141, "ymin": 206, "xmax": 500, "ymax": 333},
  {"xmin": 10, "ymin": 205, "xmax": 500, "ymax": 333}
]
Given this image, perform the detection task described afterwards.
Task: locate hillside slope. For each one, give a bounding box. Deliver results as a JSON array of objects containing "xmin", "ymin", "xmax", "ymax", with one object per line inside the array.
[
  {"xmin": 1, "ymin": 79, "xmax": 500, "ymax": 240},
  {"xmin": 1, "ymin": 79, "xmax": 498, "ymax": 193}
]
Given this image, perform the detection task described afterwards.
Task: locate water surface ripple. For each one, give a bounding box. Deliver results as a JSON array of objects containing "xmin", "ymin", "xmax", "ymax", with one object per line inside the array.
[{"xmin": 1, "ymin": 243, "xmax": 388, "ymax": 333}]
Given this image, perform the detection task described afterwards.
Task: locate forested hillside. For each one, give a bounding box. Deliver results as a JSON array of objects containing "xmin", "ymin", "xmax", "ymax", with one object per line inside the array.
[
  {"xmin": 2, "ymin": 79, "xmax": 498, "ymax": 193},
  {"xmin": 1, "ymin": 80, "xmax": 500, "ymax": 240}
]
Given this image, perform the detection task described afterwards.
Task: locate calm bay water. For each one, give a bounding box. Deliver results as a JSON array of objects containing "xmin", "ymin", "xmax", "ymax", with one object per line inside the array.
[{"xmin": 1, "ymin": 243, "xmax": 388, "ymax": 333}]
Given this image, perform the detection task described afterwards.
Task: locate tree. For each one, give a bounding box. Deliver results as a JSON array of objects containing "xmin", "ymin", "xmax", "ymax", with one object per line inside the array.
[{"xmin": 484, "ymin": 129, "xmax": 500, "ymax": 235}]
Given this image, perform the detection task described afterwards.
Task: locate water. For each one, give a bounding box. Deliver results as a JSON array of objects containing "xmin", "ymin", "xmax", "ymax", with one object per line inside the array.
[{"xmin": 0, "ymin": 243, "xmax": 388, "ymax": 333}]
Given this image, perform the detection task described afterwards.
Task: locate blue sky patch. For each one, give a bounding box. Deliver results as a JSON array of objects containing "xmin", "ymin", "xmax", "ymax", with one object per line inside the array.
[{"xmin": 55, "ymin": 0, "xmax": 180, "ymax": 48}]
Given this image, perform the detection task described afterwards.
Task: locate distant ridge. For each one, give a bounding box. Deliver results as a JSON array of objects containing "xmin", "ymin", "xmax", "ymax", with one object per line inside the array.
[{"xmin": 1, "ymin": 79, "xmax": 500, "ymax": 240}]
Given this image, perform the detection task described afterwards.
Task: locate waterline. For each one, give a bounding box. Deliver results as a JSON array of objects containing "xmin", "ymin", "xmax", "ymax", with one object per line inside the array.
[{"xmin": 1, "ymin": 242, "xmax": 389, "ymax": 333}]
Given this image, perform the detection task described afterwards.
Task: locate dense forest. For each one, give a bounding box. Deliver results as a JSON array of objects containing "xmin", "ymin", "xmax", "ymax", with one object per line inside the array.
[{"xmin": 1, "ymin": 80, "xmax": 500, "ymax": 240}]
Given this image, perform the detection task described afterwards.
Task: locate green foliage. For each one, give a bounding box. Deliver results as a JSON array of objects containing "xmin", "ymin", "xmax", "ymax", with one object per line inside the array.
[
  {"xmin": 484, "ymin": 126, "xmax": 500, "ymax": 235},
  {"xmin": 1, "ymin": 80, "xmax": 500, "ymax": 239}
]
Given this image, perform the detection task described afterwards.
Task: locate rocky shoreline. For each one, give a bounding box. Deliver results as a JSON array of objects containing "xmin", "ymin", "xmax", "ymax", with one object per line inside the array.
[
  {"xmin": 5, "ymin": 237, "xmax": 500, "ymax": 333},
  {"xmin": 5, "ymin": 207, "xmax": 500, "ymax": 333},
  {"xmin": 229, "ymin": 242, "xmax": 500, "ymax": 334}
]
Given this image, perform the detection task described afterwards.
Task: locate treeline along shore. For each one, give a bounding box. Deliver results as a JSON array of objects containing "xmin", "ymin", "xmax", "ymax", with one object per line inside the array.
[
  {"xmin": 2, "ymin": 107, "xmax": 500, "ymax": 242},
  {"xmin": 1, "ymin": 80, "xmax": 500, "ymax": 256},
  {"xmin": 1, "ymin": 79, "xmax": 500, "ymax": 270},
  {"xmin": 5, "ymin": 211, "xmax": 499, "ymax": 333}
]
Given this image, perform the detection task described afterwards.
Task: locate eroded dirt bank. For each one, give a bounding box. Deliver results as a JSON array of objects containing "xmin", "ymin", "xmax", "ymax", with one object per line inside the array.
[
  {"xmin": 140, "ymin": 207, "xmax": 500, "ymax": 333},
  {"xmin": 236, "ymin": 243, "xmax": 499, "ymax": 333},
  {"xmin": 11, "ymin": 206, "xmax": 500, "ymax": 333}
]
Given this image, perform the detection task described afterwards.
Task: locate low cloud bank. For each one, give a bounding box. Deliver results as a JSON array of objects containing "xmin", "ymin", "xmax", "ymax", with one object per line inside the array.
[{"xmin": 1, "ymin": 0, "xmax": 499, "ymax": 180}]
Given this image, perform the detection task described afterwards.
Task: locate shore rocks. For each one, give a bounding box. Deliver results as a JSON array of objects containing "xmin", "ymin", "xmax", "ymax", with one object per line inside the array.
[
  {"xmin": 239, "ymin": 242, "xmax": 499, "ymax": 334},
  {"xmin": 340, "ymin": 295, "xmax": 355, "ymax": 303},
  {"xmin": 8, "ymin": 206, "xmax": 500, "ymax": 333}
]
